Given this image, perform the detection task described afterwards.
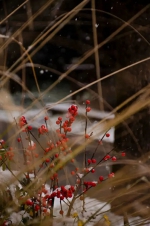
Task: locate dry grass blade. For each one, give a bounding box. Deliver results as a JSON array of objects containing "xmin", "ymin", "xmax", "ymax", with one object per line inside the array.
[
  {"xmin": 91, "ymin": 0, "xmax": 103, "ymax": 111},
  {"xmin": 0, "ymin": 0, "xmax": 29, "ymax": 25}
]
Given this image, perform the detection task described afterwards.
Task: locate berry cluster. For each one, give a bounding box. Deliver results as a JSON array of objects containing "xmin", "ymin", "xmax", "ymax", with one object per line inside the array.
[
  {"xmin": 53, "ymin": 185, "xmax": 75, "ymax": 199},
  {"xmin": 60, "ymin": 104, "xmax": 78, "ymax": 133},
  {"xmin": 19, "ymin": 116, "xmax": 27, "ymax": 128},
  {"xmin": 19, "ymin": 116, "xmax": 32, "ymax": 132},
  {"xmin": 38, "ymin": 124, "xmax": 48, "ymax": 135},
  {"xmin": 5, "ymin": 148, "xmax": 14, "ymax": 161},
  {"xmin": 84, "ymin": 181, "xmax": 97, "ymax": 188},
  {"xmin": 68, "ymin": 104, "xmax": 78, "ymax": 117},
  {"xmin": 24, "ymin": 185, "xmax": 76, "ymax": 217},
  {"xmin": 0, "ymin": 100, "xmax": 126, "ymax": 225},
  {"xmin": 0, "ymin": 139, "xmax": 14, "ymax": 164}
]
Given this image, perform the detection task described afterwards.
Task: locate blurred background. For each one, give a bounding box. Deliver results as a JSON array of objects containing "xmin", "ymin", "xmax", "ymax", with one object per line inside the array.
[{"xmin": 0, "ymin": 0, "xmax": 149, "ymax": 153}]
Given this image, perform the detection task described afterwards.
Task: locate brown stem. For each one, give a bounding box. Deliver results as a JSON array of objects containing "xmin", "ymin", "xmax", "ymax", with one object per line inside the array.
[
  {"xmin": 84, "ymin": 106, "xmax": 88, "ymax": 168},
  {"xmin": 2, "ymin": 159, "xmax": 23, "ymax": 186},
  {"xmin": 14, "ymin": 118, "xmax": 27, "ymax": 165},
  {"xmin": 66, "ymin": 184, "xmax": 81, "ymax": 217}
]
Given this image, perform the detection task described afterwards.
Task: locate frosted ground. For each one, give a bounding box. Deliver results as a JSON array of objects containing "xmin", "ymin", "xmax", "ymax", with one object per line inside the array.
[{"xmin": 0, "ymin": 168, "xmax": 149, "ymax": 226}]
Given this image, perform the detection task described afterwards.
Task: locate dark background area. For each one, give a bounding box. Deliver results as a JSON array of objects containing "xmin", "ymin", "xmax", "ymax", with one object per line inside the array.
[
  {"xmin": 0, "ymin": 0, "xmax": 149, "ymax": 109},
  {"xmin": 0, "ymin": 0, "xmax": 150, "ymax": 154}
]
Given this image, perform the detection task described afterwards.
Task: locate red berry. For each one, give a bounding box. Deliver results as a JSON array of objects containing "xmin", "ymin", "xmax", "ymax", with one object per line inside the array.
[
  {"xmin": 59, "ymin": 210, "xmax": 64, "ymax": 215},
  {"xmin": 55, "ymin": 153, "xmax": 59, "ymax": 158},
  {"xmin": 61, "ymin": 186, "xmax": 65, "ymax": 191},
  {"xmin": 50, "ymin": 163, "xmax": 54, "ymax": 168},
  {"xmin": 2, "ymin": 221, "xmax": 7, "ymax": 226},
  {"xmin": 44, "ymin": 194, "xmax": 51, "ymax": 199},
  {"xmin": 86, "ymin": 107, "xmax": 91, "ymax": 112},
  {"xmin": 68, "ymin": 192, "xmax": 72, "ymax": 198},
  {"xmin": 45, "ymin": 116, "xmax": 48, "ymax": 121},
  {"xmin": 58, "ymin": 117, "xmax": 62, "ymax": 121},
  {"xmin": 34, "ymin": 153, "xmax": 39, "ymax": 158},
  {"xmin": 104, "ymin": 155, "xmax": 111, "ymax": 161},
  {"xmin": 56, "ymin": 120, "xmax": 60, "ymax": 125},
  {"xmin": 106, "ymin": 133, "xmax": 110, "ymax": 137},
  {"xmin": 69, "ymin": 116, "xmax": 75, "ymax": 122},
  {"xmin": 70, "ymin": 186, "xmax": 75, "ymax": 192},
  {"xmin": 60, "ymin": 195, "xmax": 64, "ymax": 200},
  {"xmin": 45, "ymin": 147, "xmax": 50, "ymax": 153},
  {"xmin": 99, "ymin": 176, "xmax": 104, "ymax": 181},
  {"xmin": 51, "ymin": 192, "xmax": 56, "ymax": 197},
  {"xmin": 108, "ymin": 172, "xmax": 115, "ymax": 178},
  {"xmin": 0, "ymin": 139, "xmax": 5, "ymax": 145},
  {"xmin": 26, "ymin": 199, "xmax": 33, "ymax": 206},
  {"xmin": 35, "ymin": 205, "xmax": 40, "ymax": 211},
  {"xmin": 38, "ymin": 128, "xmax": 43, "ymax": 134},
  {"xmin": 17, "ymin": 138, "xmax": 21, "ymax": 142},
  {"xmin": 84, "ymin": 168, "xmax": 89, "ymax": 173},
  {"xmin": 75, "ymin": 167, "xmax": 79, "ymax": 171},
  {"xmin": 91, "ymin": 159, "xmax": 96, "ymax": 163},
  {"xmin": 20, "ymin": 116, "xmax": 26, "ymax": 121},
  {"xmin": 27, "ymin": 125, "xmax": 32, "ymax": 131},
  {"xmin": 85, "ymin": 134, "xmax": 90, "ymax": 139},
  {"xmin": 67, "ymin": 127, "xmax": 71, "ymax": 132},
  {"xmin": 38, "ymin": 125, "xmax": 48, "ymax": 134},
  {"xmin": 71, "ymin": 171, "xmax": 75, "ymax": 175},
  {"xmin": 53, "ymin": 173, "xmax": 58, "ymax": 178},
  {"xmin": 91, "ymin": 168, "xmax": 95, "ymax": 173},
  {"xmin": 91, "ymin": 182, "xmax": 96, "ymax": 187},
  {"xmin": 87, "ymin": 159, "xmax": 91, "ymax": 164},
  {"xmin": 121, "ymin": 152, "xmax": 126, "ymax": 157},
  {"xmin": 50, "ymin": 143, "xmax": 54, "ymax": 149},
  {"xmin": 112, "ymin": 156, "xmax": 117, "ymax": 161},
  {"xmin": 19, "ymin": 121, "xmax": 25, "ymax": 127},
  {"xmin": 84, "ymin": 181, "xmax": 88, "ymax": 186},
  {"xmin": 43, "ymin": 208, "xmax": 47, "ymax": 213},
  {"xmin": 65, "ymin": 120, "xmax": 69, "ymax": 124},
  {"xmin": 86, "ymin": 100, "xmax": 90, "ymax": 105},
  {"xmin": 71, "ymin": 105, "xmax": 77, "ymax": 111},
  {"xmin": 9, "ymin": 147, "xmax": 13, "ymax": 151},
  {"xmin": 45, "ymin": 159, "xmax": 50, "ymax": 163},
  {"xmin": 56, "ymin": 141, "xmax": 61, "ymax": 146}
]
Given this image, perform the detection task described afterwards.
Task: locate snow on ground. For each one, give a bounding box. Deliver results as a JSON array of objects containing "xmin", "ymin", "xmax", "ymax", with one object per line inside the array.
[
  {"xmin": 53, "ymin": 196, "xmax": 149, "ymax": 226},
  {"xmin": 0, "ymin": 106, "xmax": 115, "ymax": 143},
  {"xmin": 0, "ymin": 169, "xmax": 150, "ymax": 226}
]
